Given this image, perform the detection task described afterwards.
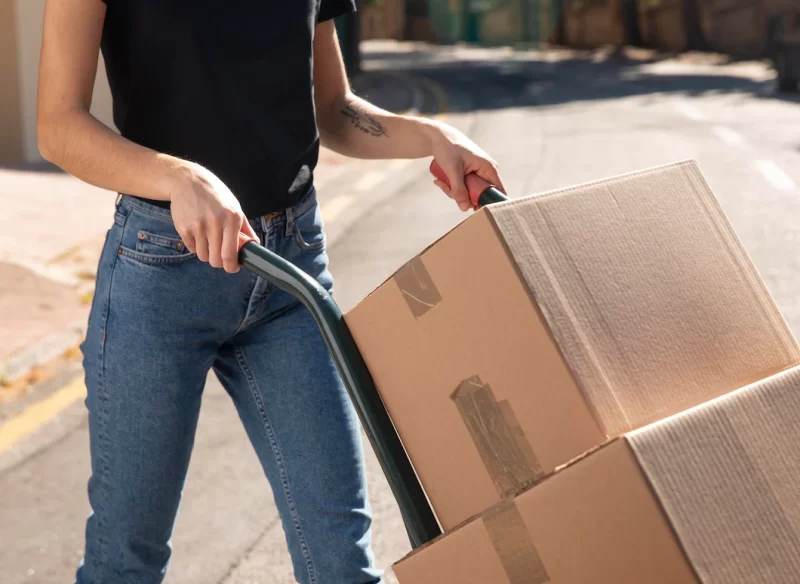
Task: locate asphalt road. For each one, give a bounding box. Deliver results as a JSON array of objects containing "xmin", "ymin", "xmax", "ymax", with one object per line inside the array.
[{"xmin": 2, "ymin": 44, "xmax": 799, "ymax": 583}]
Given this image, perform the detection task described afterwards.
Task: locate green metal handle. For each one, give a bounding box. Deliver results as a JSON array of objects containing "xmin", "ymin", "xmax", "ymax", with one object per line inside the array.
[
  {"xmin": 239, "ymin": 242, "xmax": 441, "ymax": 548},
  {"xmin": 477, "ymin": 185, "xmax": 508, "ymax": 206}
]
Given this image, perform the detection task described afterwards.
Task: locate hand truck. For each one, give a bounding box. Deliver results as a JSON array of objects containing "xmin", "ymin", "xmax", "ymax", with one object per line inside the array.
[{"xmin": 238, "ymin": 162, "xmax": 508, "ymax": 549}]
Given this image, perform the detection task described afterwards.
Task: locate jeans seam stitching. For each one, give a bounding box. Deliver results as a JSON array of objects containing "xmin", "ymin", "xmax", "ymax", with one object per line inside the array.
[
  {"xmin": 292, "ymin": 225, "xmax": 326, "ymax": 252},
  {"xmin": 93, "ymin": 215, "xmax": 125, "ymax": 580},
  {"xmin": 118, "ymin": 247, "xmax": 197, "ymax": 265},
  {"xmin": 233, "ymin": 344, "xmax": 318, "ymax": 584},
  {"xmin": 136, "ymin": 231, "xmax": 184, "ymax": 249},
  {"xmin": 119, "ymin": 244, "xmax": 197, "ymax": 265},
  {"xmin": 233, "ymin": 275, "xmax": 264, "ymax": 336}
]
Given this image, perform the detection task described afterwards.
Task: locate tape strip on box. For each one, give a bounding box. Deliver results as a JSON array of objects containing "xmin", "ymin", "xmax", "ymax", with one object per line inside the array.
[
  {"xmin": 483, "ymin": 500, "xmax": 550, "ymax": 584},
  {"xmin": 395, "ymin": 257, "xmax": 442, "ymax": 318},
  {"xmin": 453, "ymin": 376, "xmax": 544, "ymax": 499}
]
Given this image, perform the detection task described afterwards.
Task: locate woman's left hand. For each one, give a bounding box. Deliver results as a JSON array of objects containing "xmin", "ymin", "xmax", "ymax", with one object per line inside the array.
[{"xmin": 428, "ymin": 122, "xmax": 507, "ymax": 211}]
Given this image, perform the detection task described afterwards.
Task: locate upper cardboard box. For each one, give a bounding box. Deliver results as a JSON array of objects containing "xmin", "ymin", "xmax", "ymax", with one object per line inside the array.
[
  {"xmin": 393, "ymin": 364, "xmax": 800, "ymax": 584},
  {"xmin": 345, "ymin": 160, "xmax": 800, "ymax": 530}
]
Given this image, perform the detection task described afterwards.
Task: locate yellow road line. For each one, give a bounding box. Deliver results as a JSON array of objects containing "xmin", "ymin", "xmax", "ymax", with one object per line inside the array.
[{"xmin": 0, "ymin": 376, "xmax": 86, "ymax": 454}]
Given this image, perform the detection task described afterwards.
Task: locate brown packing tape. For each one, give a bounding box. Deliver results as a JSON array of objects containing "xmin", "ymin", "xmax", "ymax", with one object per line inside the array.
[
  {"xmin": 452, "ymin": 376, "xmax": 544, "ymax": 499},
  {"xmin": 483, "ymin": 500, "xmax": 550, "ymax": 584},
  {"xmin": 394, "ymin": 256, "xmax": 442, "ymax": 319}
]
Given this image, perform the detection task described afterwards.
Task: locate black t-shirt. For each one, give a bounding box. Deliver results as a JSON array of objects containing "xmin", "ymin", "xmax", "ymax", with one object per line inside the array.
[{"xmin": 100, "ymin": 0, "xmax": 356, "ymax": 217}]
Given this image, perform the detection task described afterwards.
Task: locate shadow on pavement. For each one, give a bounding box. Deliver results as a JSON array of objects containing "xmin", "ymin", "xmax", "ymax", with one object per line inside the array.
[{"xmin": 364, "ymin": 48, "xmax": 799, "ymax": 115}]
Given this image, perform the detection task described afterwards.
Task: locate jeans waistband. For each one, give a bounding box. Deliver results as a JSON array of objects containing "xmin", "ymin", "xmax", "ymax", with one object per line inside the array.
[{"xmin": 116, "ymin": 186, "xmax": 317, "ymax": 225}]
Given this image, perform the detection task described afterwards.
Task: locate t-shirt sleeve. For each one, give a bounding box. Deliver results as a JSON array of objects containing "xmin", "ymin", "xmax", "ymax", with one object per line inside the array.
[{"xmin": 317, "ymin": 0, "xmax": 357, "ymax": 23}]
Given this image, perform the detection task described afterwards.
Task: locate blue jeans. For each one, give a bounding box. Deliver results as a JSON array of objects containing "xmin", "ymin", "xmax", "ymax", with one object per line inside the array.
[{"xmin": 76, "ymin": 189, "xmax": 382, "ymax": 584}]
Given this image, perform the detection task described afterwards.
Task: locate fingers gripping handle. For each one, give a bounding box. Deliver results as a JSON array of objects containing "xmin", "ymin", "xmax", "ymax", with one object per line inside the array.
[
  {"xmin": 238, "ymin": 232, "xmax": 257, "ymax": 252},
  {"xmin": 429, "ymin": 160, "xmax": 508, "ymax": 208},
  {"xmin": 429, "ymin": 160, "xmax": 491, "ymax": 205}
]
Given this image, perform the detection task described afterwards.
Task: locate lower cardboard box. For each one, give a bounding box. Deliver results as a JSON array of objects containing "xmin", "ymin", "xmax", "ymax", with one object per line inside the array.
[{"xmin": 393, "ymin": 364, "xmax": 800, "ymax": 584}]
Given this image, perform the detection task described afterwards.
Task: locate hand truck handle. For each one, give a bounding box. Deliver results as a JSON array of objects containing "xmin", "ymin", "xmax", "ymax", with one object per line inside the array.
[
  {"xmin": 429, "ymin": 160, "xmax": 509, "ymax": 207},
  {"xmin": 238, "ymin": 243, "xmax": 441, "ymax": 548},
  {"xmin": 239, "ymin": 162, "xmax": 508, "ymax": 549}
]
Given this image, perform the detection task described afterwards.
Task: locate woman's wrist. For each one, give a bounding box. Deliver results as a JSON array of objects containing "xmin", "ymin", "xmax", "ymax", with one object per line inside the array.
[
  {"xmin": 155, "ymin": 156, "xmax": 196, "ymax": 203},
  {"xmin": 417, "ymin": 118, "xmax": 449, "ymax": 158}
]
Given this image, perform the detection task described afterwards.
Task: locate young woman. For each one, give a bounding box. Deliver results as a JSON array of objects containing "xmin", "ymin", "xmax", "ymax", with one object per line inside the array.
[{"xmin": 37, "ymin": 1, "xmax": 505, "ymax": 582}]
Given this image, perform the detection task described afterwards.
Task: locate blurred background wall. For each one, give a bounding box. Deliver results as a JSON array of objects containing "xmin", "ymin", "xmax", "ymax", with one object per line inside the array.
[
  {"xmin": 1, "ymin": 0, "xmax": 115, "ymax": 164},
  {"xmin": 1, "ymin": 0, "xmax": 797, "ymax": 164}
]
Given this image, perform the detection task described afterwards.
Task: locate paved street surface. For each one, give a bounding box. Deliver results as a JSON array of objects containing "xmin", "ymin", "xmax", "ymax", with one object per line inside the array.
[{"xmin": 2, "ymin": 41, "xmax": 800, "ymax": 583}]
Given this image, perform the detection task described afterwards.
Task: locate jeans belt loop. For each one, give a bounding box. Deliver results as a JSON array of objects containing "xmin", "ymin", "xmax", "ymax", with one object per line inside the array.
[
  {"xmin": 285, "ymin": 205, "xmax": 295, "ymax": 237},
  {"xmin": 258, "ymin": 215, "xmax": 269, "ymax": 246}
]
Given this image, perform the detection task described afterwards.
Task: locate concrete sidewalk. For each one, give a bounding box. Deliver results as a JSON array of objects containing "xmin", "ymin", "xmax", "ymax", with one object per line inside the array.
[
  {"xmin": 0, "ymin": 64, "xmax": 421, "ymax": 399},
  {"xmin": 0, "ymin": 167, "xmax": 109, "ymax": 395}
]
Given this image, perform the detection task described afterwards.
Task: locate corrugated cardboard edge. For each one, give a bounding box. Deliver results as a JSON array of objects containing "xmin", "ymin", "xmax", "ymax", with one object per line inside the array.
[
  {"xmin": 478, "ymin": 196, "xmax": 607, "ymax": 443},
  {"xmin": 626, "ymin": 364, "xmax": 800, "ymax": 583},
  {"xmin": 393, "ymin": 439, "xmax": 620, "ymax": 569},
  {"xmin": 619, "ymin": 439, "xmax": 704, "ymax": 584},
  {"xmin": 393, "ymin": 436, "xmax": 706, "ymax": 583},
  {"xmin": 347, "ymin": 211, "xmax": 488, "ymax": 310},
  {"xmin": 484, "ymin": 159, "xmax": 800, "ymax": 437},
  {"xmin": 624, "ymin": 362, "xmax": 800, "ymax": 442},
  {"xmin": 677, "ymin": 162, "xmax": 799, "ymax": 361}
]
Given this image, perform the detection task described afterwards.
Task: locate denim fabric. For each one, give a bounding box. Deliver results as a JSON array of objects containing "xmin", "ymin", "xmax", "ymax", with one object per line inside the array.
[{"xmin": 76, "ymin": 188, "xmax": 382, "ymax": 584}]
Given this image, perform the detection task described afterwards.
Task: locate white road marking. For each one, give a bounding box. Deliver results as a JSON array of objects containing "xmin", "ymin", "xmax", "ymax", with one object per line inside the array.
[
  {"xmin": 674, "ymin": 102, "xmax": 706, "ymax": 121},
  {"xmin": 321, "ymin": 195, "xmax": 355, "ymax": 223},
  {"xmin": 712, "ymin": 125, "xmax": 746, "ymax": 147},
  {"xmin": 354, "ymin": 171, "xmax": 385, "ymax": 192},
  {"xmin": 756, "ymin": 160, "xmax": 796, "ymax": 191}
]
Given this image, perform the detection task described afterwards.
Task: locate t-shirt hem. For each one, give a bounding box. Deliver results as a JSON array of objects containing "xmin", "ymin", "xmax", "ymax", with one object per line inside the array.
[{"xmin": 317, "ymin": 0, "xmax": 357, "ymax": 23}]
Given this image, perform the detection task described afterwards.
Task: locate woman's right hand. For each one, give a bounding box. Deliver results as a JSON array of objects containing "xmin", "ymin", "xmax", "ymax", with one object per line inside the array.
[{"xmin": 169, "ymin": 163, "xmax": 259, "ymax": 274}]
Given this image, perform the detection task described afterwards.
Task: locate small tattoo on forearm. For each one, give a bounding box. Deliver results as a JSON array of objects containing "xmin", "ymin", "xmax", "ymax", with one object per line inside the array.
[{"xmin": 341, "ymin": 104, "xmax": 389, "ymax": 137}]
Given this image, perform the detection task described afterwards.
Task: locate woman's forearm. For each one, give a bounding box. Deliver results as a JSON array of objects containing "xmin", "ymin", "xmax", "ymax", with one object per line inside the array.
[
  {"xmin": 317, "ymin": 92, "xmax": 442, "ymax": 160},
  {"xmin": 38, "ymin": 109, "xmax": 189, "ymax": 201}
]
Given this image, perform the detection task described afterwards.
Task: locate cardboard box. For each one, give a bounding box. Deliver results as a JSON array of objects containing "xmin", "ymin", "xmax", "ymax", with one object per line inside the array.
[
  {"xmin": 344, "ymin": 160, "xmax": 800, "ymax": 530},
  {"xmin": 393, "ymin": 364, "xmax": 800, "ymax": 584}
]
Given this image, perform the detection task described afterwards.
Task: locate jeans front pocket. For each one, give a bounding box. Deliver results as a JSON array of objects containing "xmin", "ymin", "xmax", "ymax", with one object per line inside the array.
[
  {"xmin": 135, "ymin": 231, "xmax": 189, "ymax": 256},
  {"xmin": 118, "ymin": 209, "xmax": 197, "ymax": 266}
]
